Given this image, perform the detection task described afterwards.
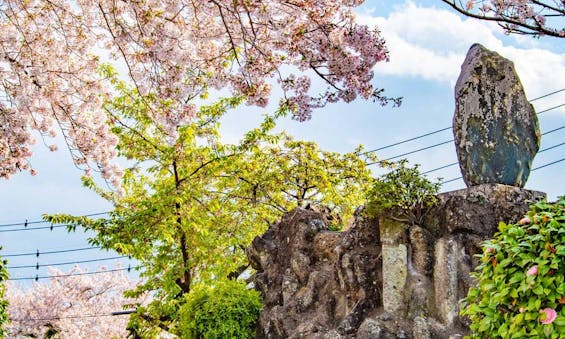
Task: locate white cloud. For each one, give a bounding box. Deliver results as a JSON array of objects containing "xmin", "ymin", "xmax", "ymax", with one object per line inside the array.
[{"xmin": 357, "ymin": 2, "xmax": 565, "ymax": 114}]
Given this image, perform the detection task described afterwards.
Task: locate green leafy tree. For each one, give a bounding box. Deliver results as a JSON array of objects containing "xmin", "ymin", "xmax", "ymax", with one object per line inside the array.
[
  {"xmin": 462, "ymin": 197, "xmax": 565, "ymax": 338},
  {"xmin": 0, "ymin": 248, "xmax": 8, "ymax": 338},
  {"xmin": 46, "ymin": 75, "xmax": 375, "ymax": 336},
  {"xmin": 365, "ymin": 160, "xmax": 441, "ymax": 225}
]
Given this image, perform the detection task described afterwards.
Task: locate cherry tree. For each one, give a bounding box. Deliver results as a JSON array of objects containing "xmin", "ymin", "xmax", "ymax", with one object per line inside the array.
[
  {"xmin": 5, "ymin": 265, "xmax": 144, "ymax": 338},
  {"xmin": 0, "ymin": 0, "xmax": 393, "ymax": 185},
  {"xmin": 442, "ymin": 0, "xmax": 565, "ymax": 37}
]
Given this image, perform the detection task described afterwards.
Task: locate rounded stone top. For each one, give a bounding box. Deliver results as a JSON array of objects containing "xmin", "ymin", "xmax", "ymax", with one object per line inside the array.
[{"xmin": 452, "ymin": 44, "xmax": 540, "ymax": 188}]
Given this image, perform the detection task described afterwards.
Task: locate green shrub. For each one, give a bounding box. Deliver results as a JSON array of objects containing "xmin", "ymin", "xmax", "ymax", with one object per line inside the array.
[
  {"xmin": 0, "ymin": 249, "xmax": 8, "ymax": 338},
  {"xmin": 365, "ymin": 160, "xmax": 440, "ymax": 225},
  {"xmin": 178, "ymin": 279, "xmax": 262, "ymax": 339},
  {"xmin": 462, "ymin": 197, "xmax": 565, "ymax": 338}
]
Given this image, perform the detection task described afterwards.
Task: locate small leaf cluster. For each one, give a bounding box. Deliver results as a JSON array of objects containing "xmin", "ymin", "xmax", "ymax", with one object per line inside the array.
[
  {"xmin": 365, "ymin": 160, "xmax": 440, "ymax": 225},
  {"xmin": 178, "ymin": 280, "xmax": 262, "ymax": 339},
  {"xmin": 0, "ymin": 249, "xmax": 7, "ymax": 338},
  {"xmin": 462, "ymin": 197, "xmax": 565, "ymax": 338}
]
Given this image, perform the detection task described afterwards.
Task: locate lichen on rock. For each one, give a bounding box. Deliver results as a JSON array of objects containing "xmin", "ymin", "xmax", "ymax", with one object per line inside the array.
[{"xmin": 453, "ymin": 43, "xmax": 540, "ymax": 188}]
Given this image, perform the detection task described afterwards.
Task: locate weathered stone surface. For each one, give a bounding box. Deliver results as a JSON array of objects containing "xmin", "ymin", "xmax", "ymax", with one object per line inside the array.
[
  {"xmin": 433, "ymin": 237, "xmax": 460, "ymax": 325},
  {"xmin": 412, "ymin": 317, "xmax": 431, "ymax": 339},
  {"xmin": 409, "ymin": 225, "xmax": 433, "ymax": 275},
  {"xmin": 453, "ymin": 43, "xmax": 540, "ymax": 188},
  {"xmin": 248, "ymin": 206, "xmax": 382, "ymax": 338},
  {"xmin": 356, "ymin": 318, "xmax": 384, "ymax": 339},
  {"xmin": 425, "ymin": 184, "xmax": 545, "ymax": 237},
  {"xmin": 382, "ymin": 244, "xmax": 407, "ymax": 315},
  {"xmin": 248, "ymin": 185, "xmax": 545, "ymax": 338}
]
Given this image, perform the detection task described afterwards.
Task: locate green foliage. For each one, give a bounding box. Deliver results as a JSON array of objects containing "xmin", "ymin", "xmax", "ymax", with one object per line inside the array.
[
  {"xmin": 178, "ymin": 280, "xmax": 262, "ymax": 339},
  {"xmin": 45, "ymin": 78, "xmax": 374, "ymax": 334},
  {"xmin": 0, "ymin": 248, "xmax": 8, "ymax": 338},
  {"xmin": 365, "ymin": 160, "xmax": 440, "ymax": 225},
  {"xmin": 462, "ymin": 197, "xmax": 565, "ymax": 338}
]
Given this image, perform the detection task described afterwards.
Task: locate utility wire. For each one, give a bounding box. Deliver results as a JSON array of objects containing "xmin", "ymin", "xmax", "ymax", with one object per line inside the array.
[
  {"xmin": 532, "ymin": 157, "xmax": 565, "ymax": 171},
  {"xmin": 530, "ymin": 88, "xmax": 565, "ymax": 101},
  {"xmin": 421, "ymin": 139, "xmax": 565, "ymax": 175},
  {"xmin": 421, "ymin": 162, "xmax": 459, "ymax": 175},
  {"xmin": 366, "ymin": 140, "xmax": 453, "ymax": 165},
  {"xmin": 367, "ymin": 117, "xmax": 565, "ymax": 167},
  {"xmin": 0, "ymin": 211, "xmax": 109, "ymax": 228},
  {"xmin": 360, "ymin": 92, "xmax": 565, "ymax": 157},
  {"xmin": 10, "ymin": 310, "xmax": 136, "ymax": 322},
  {"xmin": 7, "ymin": 255, "xmax": 130, "ymax": 269},
  {"xmin": 543, "ymin": 125, "xmax": 565, "ymax": 135},
  {"xmin": 7, "ymin": 266, "xmax": 140, "ymax": 281},
  {"xmin": 442, "ymin": 157, "xmax": 565, "ymax": 185},
  {"xmin": 0, "ymin": 224, "xmax": 70, "ymax": 233},
  {"xmin": 358, "ymin": 127, "xmax": 451, "ymax": 156},
  {"xmin": 1, "ymin": 246, "xmax": 102, "ymax": 258}
]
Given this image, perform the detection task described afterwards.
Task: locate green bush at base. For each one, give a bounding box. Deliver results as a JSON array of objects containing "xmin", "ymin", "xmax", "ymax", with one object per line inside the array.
[
  {"xmin": 178, "ymin": 279, "xmax": 262, "ymax": 339},
  {"xmin": 462, "ymin": 197, "xmax": 565, "ymax": 338}
]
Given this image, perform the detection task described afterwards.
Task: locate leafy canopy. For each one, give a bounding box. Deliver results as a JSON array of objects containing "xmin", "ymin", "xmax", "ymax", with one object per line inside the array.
[{"xmin": 46, "ymin": 75, "xmax": 375, "ymax": 335}]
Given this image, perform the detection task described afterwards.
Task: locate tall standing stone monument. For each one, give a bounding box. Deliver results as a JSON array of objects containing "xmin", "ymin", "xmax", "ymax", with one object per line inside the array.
[{"xmin": 453, "ymin": 44, "xmax": 541, "ymax": 188}]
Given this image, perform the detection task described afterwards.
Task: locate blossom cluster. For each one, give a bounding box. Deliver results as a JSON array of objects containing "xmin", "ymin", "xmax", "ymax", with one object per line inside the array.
[
  {"xmin": 5, "ymin": 265, "xmax": 144, "ymax": 338},
  {"xmin": 460, "ymin": 0, "xmax": 565, "ymax": 37},
  {"xmin": 0, "ymin": 0, "xmax": 389, "ymax": 187}
]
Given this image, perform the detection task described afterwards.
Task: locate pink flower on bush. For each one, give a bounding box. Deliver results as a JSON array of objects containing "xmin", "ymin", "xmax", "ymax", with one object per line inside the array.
[
  {"xmin": 540, "ymin": 308, "xmax": 557, "ymax": 324},
  {"xmin": 526, "ymin": 265, "xmax": 538, "ymax": 276},
  {"xmin": 519, "ymin": 217, "xmax": 531, "ymax": 225}
]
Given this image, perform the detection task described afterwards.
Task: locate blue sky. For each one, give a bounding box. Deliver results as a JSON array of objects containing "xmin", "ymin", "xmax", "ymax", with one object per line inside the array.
[{"xmin": 1, "ymin": 0, "xmax": 564, "ymax": 283}]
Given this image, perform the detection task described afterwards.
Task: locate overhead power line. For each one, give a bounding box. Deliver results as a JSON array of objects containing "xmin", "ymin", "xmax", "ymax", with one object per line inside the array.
[
  {"xmin": 1, "ymin": 246, "xmax": 102, "ymax": 258},
  {"xmin": 0, "ymin": 211, "xmax": 109, "ymax": 228},
  {"xmin": 358, "ymin": 127, "xmax": 451, "ymax": 156},
  {"xmin": 360, "ymin": 89, "xmax": 565, "ymax": 157},
  {"xmin": 0, "ymin": 224, "xmax": 69, "ymax": 233},
  {"xmin": 531, "ymin": 157, "xmax": 565, "ymax": 171},
  {"xmin": 7, "ymin": 266, "xmax": 140, "ymax": 281},
  {"xmin": 10, "ymin": 310, "xmax": 136, "ymax": 322},
  {"xmin": 442, "ymin": 157, "xmax": 565, "ymax": 185},
  {"xmin": 421, "ymin": 139, "xmax": 565, "ymax": 176},
  {"xmin": 530, "ymin": 88, "xmax": 565, "ymax": 101},
  {"xmin": 7, "ymin": 255, "xmax": 130, "ymax": 269}
]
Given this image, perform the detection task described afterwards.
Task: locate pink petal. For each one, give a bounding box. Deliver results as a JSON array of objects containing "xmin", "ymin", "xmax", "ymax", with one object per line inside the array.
[
  {"xmin": 526, "ymin": 265, "xmax": 538, "ymax": 276},
  {"xmin": 540, "ymin": 308, "xmax": 557, "ymax": 324}
]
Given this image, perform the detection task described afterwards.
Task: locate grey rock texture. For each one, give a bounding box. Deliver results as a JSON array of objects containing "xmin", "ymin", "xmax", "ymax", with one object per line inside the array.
[
  {"xmin": 248, "ymin": 207, "xmax": 382, "ymax": 338},
  {"xmin": 453, "ymin": 43, "xmax": 541, "ymax": 188},
  {"xmin": 248, "ymin": 184, "xmax": 545, "ymax": 338}
]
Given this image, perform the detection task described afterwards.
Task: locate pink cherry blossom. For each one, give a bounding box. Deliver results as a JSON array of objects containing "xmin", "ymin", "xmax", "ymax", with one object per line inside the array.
[
  {"xmin": 539, "ymin": 308, "xmax": 557, "ymax": 324},
  {"xmin": 5, "ymin": 265, "xmax": 147, "ymax": 338},
  {"xmin": 526, "ymin": 265, "xmax": 538, "ymax": 276},
  {"xmin": 442, "ymin": 1, "xmax": 565, "ymax": 38},
  {"xmin": 0, "ymin": 0, "xmax": 392, "ymax": 187}
]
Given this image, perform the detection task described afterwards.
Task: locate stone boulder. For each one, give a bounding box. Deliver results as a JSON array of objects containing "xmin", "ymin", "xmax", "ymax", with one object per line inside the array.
[{"xmin": 453, "ymin": 43, "xmax": 541, "ymax": 188}]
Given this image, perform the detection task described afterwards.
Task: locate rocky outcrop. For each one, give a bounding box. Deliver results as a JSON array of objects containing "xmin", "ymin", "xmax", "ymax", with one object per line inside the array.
[
  {"xmin": 453, "ymin": 43, "xmax": 540, "ymax": 188},
  {"xmin": 248, "ymin": 185, "xmax": 545, "ymax": 338},
  {"xmin": 247, "ymin": 206, "xmax": 382, "ymax": 338}
]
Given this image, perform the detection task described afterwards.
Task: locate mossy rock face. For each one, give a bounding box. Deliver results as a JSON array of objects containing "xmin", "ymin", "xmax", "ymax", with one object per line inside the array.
[{"xmin": 453, "ymin": 43, "xmax": 540, "ymax": 188}]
